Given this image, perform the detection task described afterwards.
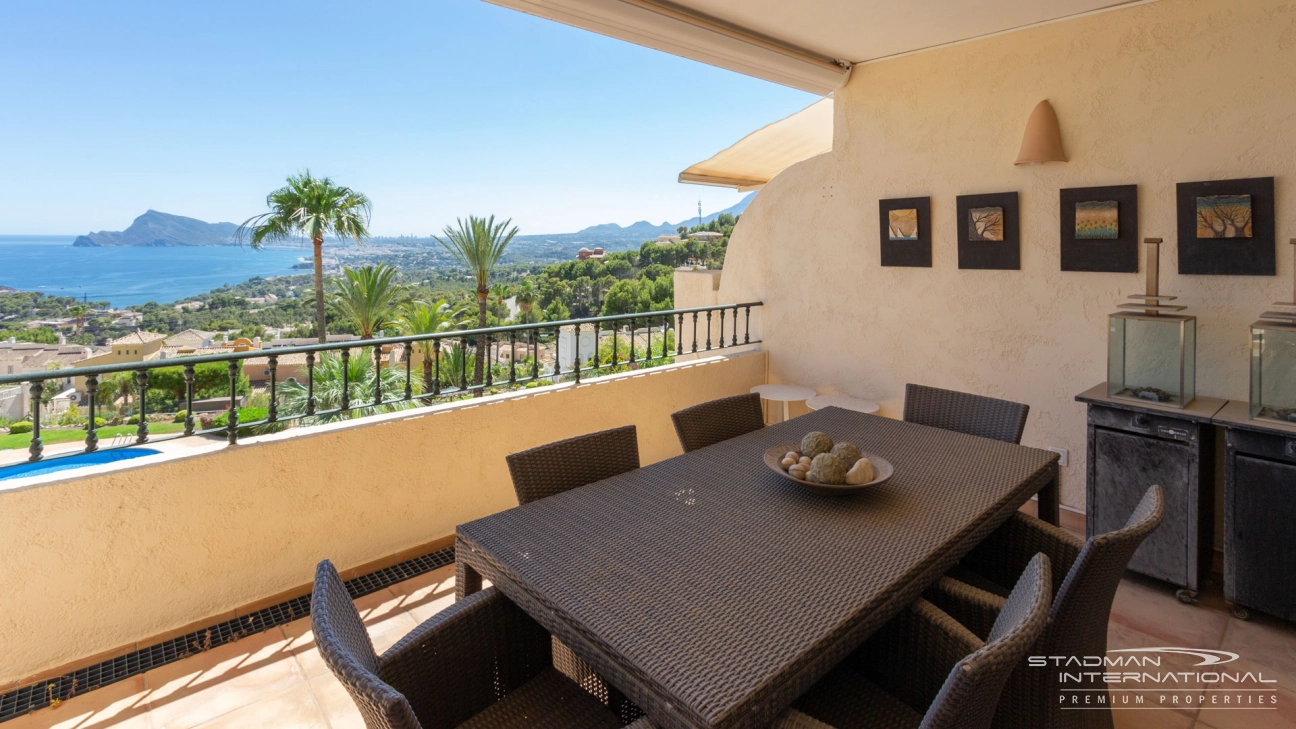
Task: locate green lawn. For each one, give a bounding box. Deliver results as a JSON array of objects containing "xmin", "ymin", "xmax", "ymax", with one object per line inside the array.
[{"xmin": 0, "ymin": 422, "xmax": 185, "ymax": 451}]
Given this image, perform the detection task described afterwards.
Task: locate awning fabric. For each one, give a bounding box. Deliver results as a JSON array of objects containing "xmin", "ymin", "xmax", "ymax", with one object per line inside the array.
[
  {"xmin": 678, "ymin": 98, "xmax": 833, "ymax": 191},
  {"xmin": 481, "ymin": 0, "xmax": 849, "ymax": 94}
]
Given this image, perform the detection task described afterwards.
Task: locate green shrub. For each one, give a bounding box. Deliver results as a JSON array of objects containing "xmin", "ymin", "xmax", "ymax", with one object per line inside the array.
[
  {"xmin": 211, "ymin": 407, "xmax": 282, "ymax": 437},
  {"xmin": 173, "ymin": 410, "xmax": 188, "ymax": 423},
  {"xmin": 84, "ymin": 417, "xmax": 106, "ymax": 430},
  {"xmin": 523, "ymin": 380, "xmax": 554, "ymax": 389},
  {"xmin": 7, "ymin": 421, "xmax": 33, "ymax": 435},
  {"xmin": 125, "ymin": 415, "xmax": 139, "ymax": 425}
]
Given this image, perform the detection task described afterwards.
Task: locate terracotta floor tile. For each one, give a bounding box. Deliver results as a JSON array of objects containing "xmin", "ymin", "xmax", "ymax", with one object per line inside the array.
[
  {"xmin": 1195, "ymin": 685, "xmax": 1293, "ymax": 728},
  {"xmin": 1113, "ymin": 705, "xmax": 1196, "ymax": 728},
  {"xmin": 144, "ymin": 629, "xmax": 301, "ymax": 729},
  {"xmin": 4, "ymin": 675, "xmax": 151, "ymax": 729},
  {"xmin": 392, "ymin": 566, "xmax": 457, "ymax": 623},
  {"xmin": 190, "ymin": 683, "xmax": 328, "ymax": 729},
  {"xmin": 1216, "ymin": 615, "xmax": 1296, "ymax": 692},
  {"xmin": 305, "ymin": 672, "xmax": 366, "ymax": 729},
  {"xmin": 1110, "ymin": 577, "xmax": 1230, "ymax": 649}
]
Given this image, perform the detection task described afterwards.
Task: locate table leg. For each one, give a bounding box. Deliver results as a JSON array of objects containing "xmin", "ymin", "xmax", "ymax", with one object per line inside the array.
[
  {"xmin": 456, "ymin": 559, "xmax": 482, "ymax": 600},
  {"xmin": 782, "ymin": 400, "xmax": 790, "ymax": 423},
  {"xmin": 1037, "ymin": 470, "xmax": 1061, "ymax": 527}
]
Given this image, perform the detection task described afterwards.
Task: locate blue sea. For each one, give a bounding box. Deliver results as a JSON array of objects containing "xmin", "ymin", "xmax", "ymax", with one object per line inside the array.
[{"xmin": 0, "ymin": 236, "xmax": 310, "ymax": 307}]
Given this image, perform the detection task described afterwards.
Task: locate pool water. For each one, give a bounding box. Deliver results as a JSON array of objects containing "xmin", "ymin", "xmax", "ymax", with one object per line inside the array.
[{"xmin": 0, "ymin": 448, "xmax": 161, "ymax": 481}]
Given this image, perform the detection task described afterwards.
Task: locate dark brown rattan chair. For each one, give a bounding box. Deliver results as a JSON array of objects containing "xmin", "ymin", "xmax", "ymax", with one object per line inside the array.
[
  {"xmin": 902, "ymin": 384, "xmax": 1030, "ymax": 444},
  {"xmin": 506, "ymin": 425, "xmax": 639, "ymax": 505},
  {"xmin": 925, "ymin": 485, "xmax": 1165, "ymax": 729},
  {"xmin": 670, "ymin": 393, "xmax": 766, "ymax": 453},
  {"xmin": 782, "ymin": 553, "xmax": 1053, "ymax": 729},
  {"xmin": 311, "ymin": 559, "xmax": 629, "ymax": 729}
]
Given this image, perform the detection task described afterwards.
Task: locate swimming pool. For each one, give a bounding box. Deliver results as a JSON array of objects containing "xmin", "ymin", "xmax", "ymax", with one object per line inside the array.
[{"xmin": 0, "ymin": 448, "xmax": 161, "ymax": 481}]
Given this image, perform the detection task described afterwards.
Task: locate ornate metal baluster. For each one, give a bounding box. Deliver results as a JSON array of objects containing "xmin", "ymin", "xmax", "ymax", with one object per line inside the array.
[
  {"xmin": 485, "ymin": 333, "xmax": 493, "ymax": 388},
  {"xmin": 509, "ymin": 332, "xmax": 517, "ymax": 384},
  {"xmin": 719, "ymin": 309, "xmax": 725, "ymax": 349},
  {"xmin": 612, "ymin": 322, "xmax": 619, "ymax": 367},
  {"xmin": 85, "ymin": 375, "xmax": 99, "ymax": 452},
  {"xmin": 135, "ymin": 370, "xmax": 149, "ymax": 444},
  {"xmin": 373, "ymin": 346, "xmax": 383, "ymax": 408},
  {"xmin": 647, "ymin": 317, "xmax": 653, "ymax": 361},
  {"xmin": 267, "ymin": 356, "xmax": 278, "ymax": 422},
  {"xmin": 403, "ymin": 346, "xmax": 412, "ymax": 401},
  {"xmin": 692, "ymin": 312, "xmax": 699, "ymax": 353},
  {"xmin": 460, "ymin": 338, "xmax": 467, "ymax": 392},
  {"xmin": 745, "ymin": 306, "xmax": 751, "ymax": 343},
  {"xmin": 531, "ymin": 329, "xmax": 539, "ymax": 381},
  {"xmin": 628, "ymin": 317, "xmax": 636, "ymax": 364},
  {"xmin": 677, "ymin": 313, "xmax": 683, "ymax": 355},
  {"xmin": 341, "ymin": 349, "xmax": 351, "ymax": 410},
  {"xmin": 433, "ymin": 340, "xmax": 441, "ymax": 396},
  {"xmin": 225, "ymin": 362, "xmax": 238, "ymax": 445},
  {"xmin": 553, "ymin": 327, "xmax": 560, "ymax": 380},
  {"xmin": 705, "ymin": 311, "xmax": 713, "ymax": 350},
  {"xmin": 183, "ymin": 364, "xmax": 195, "ymax": 434},
  {"xmin": 28, "ymin": 381, "xmax": 43, "ymax": 462},
  {"xmin": 573, "ymin": 323, "xmax": 581, "ymax": 384},
  {"xmin": 732, "ymin": 305, "xmax": 739, "ymax": 346},
  {"xmin": 305, "ymin": 352, "xmax": 316, "ymax": 416}
]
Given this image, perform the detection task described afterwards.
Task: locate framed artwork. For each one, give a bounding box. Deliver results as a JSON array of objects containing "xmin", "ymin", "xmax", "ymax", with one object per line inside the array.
[
  {"xmin": 878, "ymin": 196, "xmax": 931, "ymax": 267},
  {"xmin": 1059, "ymin": 184, "xmax": 1139, "ymax": 272},
  {"xmin": 957, "ymin": 191, "xmax": 1019, "ymax": 270},
  {"xmin": 1177, "ymin": 176, "xmax": 1275, "ymax": 275}
]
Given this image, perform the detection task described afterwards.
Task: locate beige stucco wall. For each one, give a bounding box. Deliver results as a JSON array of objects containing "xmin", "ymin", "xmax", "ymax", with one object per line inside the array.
[
  {"xmin": 719, "ymin": 0, "xmax": 1296, "ymax": 510},
  {"xmin": 0, "ymin": 351, "xmax": 765, "ymax": 683}
]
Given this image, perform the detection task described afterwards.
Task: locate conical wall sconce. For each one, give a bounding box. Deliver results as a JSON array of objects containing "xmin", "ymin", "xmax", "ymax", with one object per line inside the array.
[{"xmin": 1015, "ymin": 100, "xmax": 1067, "ymax": 165}]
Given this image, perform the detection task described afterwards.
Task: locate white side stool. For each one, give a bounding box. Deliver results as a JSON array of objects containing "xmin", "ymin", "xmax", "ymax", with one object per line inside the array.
[
  {"xmin": 806, "ymin": 395, "xmax": 880, "ymax": 415},
  {"xmin": 750, "ymin": 384, "xmax": 817, "ymax": 424}
]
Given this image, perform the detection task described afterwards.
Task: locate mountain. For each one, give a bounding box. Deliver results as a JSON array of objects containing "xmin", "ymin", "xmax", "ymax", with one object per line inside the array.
[
  {"xmin": 72, "ymin": 210, "xmax": 239, "ymax": 247},
  {"xmin": 572, "ymin": 192, "xmax": 756, "ymax": 238}
]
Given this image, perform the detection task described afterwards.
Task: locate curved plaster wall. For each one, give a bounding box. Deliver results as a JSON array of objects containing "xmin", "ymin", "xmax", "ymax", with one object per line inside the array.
[{"xmin": 719, "ymin": 0, "xmax": 1296, "ymax": 509}]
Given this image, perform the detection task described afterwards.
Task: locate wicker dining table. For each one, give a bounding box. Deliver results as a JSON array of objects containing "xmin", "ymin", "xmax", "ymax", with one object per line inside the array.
[{"xmin": 454, "ymin": 407, "xmax": 1060, "ymax": 729}]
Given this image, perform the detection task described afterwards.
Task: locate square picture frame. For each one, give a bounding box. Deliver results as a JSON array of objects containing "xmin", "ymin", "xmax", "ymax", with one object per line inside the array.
[
  {"xmin": 1177, "ymin": 176, "xmax": 1275, "ymax": 275},
  {"xmin": 957, "ymin": 191, "xmax": 1019, "ymax": 270},
  {"xmin": 1059, "ymin": 184, "xmax": 1139, "ymax": 272},
  {"xmin": 879, "ymin": 196, "xmax": 931, "ymax": 267}
]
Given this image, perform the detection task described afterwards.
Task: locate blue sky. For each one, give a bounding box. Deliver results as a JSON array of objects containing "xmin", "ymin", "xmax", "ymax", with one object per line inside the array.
[{"xmin": 0, "ymin": 0, "xmax": 815, "ymax": 236}]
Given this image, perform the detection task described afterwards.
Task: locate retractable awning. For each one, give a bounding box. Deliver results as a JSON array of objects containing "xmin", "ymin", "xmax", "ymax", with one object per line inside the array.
[{"xmin": 678, "ymin": 97, "xmax": 832, "ymax": 191}]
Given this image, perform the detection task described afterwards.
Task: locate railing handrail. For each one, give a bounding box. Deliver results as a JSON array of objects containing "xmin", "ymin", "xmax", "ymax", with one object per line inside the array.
[{"xmin": 0, "ymin": 302, "xmax": 763, "ymax": 385}]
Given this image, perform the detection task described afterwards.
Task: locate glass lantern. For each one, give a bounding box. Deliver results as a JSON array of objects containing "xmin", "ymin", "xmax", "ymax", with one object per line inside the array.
[{"xmin": 1108, "ymin": 312, "xmax": 1197, "ymax": 408}]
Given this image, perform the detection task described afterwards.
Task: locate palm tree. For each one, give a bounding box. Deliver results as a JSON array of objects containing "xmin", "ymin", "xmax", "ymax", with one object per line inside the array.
[
  {"xmin": 515, "ymin": 280, "xmax": 537, "ymax": 321},
  {"xmin": 279, "ymin": 351, "xmax": 412, "ymax": 425},
  {"xmin": 328, "ymin": 264, "xmax": 405, "ymax": 340},
  {"xmin": 434, "ymin": 215, "xmax": 518, "ymax": 392},
  {"xmin": 238, "ymin": 171, "xmax": 372, "ymax": 343},
  {"xmin": 396, "ymin": 299, "xmax": 469, "ymax": 393},
  {"xmin": 67, "ymin": 304, "xmax": 90, "ymax": 338}
]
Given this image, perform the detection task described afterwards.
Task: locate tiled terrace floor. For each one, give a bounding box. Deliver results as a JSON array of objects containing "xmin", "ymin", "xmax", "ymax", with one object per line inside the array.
[{"xmin": 8, "ymin": 563, "xmax": 1296, "ymax": 729}]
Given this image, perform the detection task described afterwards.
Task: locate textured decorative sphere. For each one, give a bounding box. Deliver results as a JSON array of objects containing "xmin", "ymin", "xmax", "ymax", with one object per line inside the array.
[
  {"xmin": 845, "ymin": 458, "xmax": 875, "ymax": 485},
  {"xmin": 808, "ymin": 453, "xmax": 848, "ymax": 485},
  {"xmin": 801, "ymin": 432, "xmax": 834, "ymax": 458},
  {"xmin": 831, "ymin": 443, "xmax": 862, "ymax": 465}
]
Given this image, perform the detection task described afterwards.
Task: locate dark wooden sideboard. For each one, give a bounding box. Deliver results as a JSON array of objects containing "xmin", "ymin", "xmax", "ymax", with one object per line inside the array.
[{"xmin": 1076, "ymin": 384, "xmax": 1226, "ymax": 602}]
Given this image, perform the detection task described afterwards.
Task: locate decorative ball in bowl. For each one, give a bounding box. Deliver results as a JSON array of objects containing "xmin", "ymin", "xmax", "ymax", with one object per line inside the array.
[{"xmin": 763, "ymin": 431, "xmax": 894, "ymax": 496}]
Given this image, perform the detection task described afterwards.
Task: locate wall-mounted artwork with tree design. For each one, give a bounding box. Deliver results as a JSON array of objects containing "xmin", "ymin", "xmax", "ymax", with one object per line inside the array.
[
  {"xmin": 968, "ymin": 207, "xmax": 1004, "ymax": 241},
  {"xmin": 1196, "ymin": 194, "xmax": 1253, "ymax": 238}
]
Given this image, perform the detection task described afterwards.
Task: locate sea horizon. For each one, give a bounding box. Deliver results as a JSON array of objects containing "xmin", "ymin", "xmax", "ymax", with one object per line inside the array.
[{"xmin": 0, "ymin": 235, "xmax": 309, "ymax": 308}]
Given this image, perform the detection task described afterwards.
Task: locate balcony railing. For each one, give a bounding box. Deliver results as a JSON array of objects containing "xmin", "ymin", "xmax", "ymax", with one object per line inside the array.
[{"xmin": 0, "ymin": 302, "xmax": 762, "ymax": 472}]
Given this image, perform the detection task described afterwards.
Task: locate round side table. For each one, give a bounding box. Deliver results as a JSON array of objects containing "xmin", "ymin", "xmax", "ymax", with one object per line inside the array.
[
  {"xmin": 806, "ymin": 395, "xmax": 880, "ymax": 415},
  {"xmin": 750, "ymin": 384, "xmax": 817, "ymax": 423}
]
